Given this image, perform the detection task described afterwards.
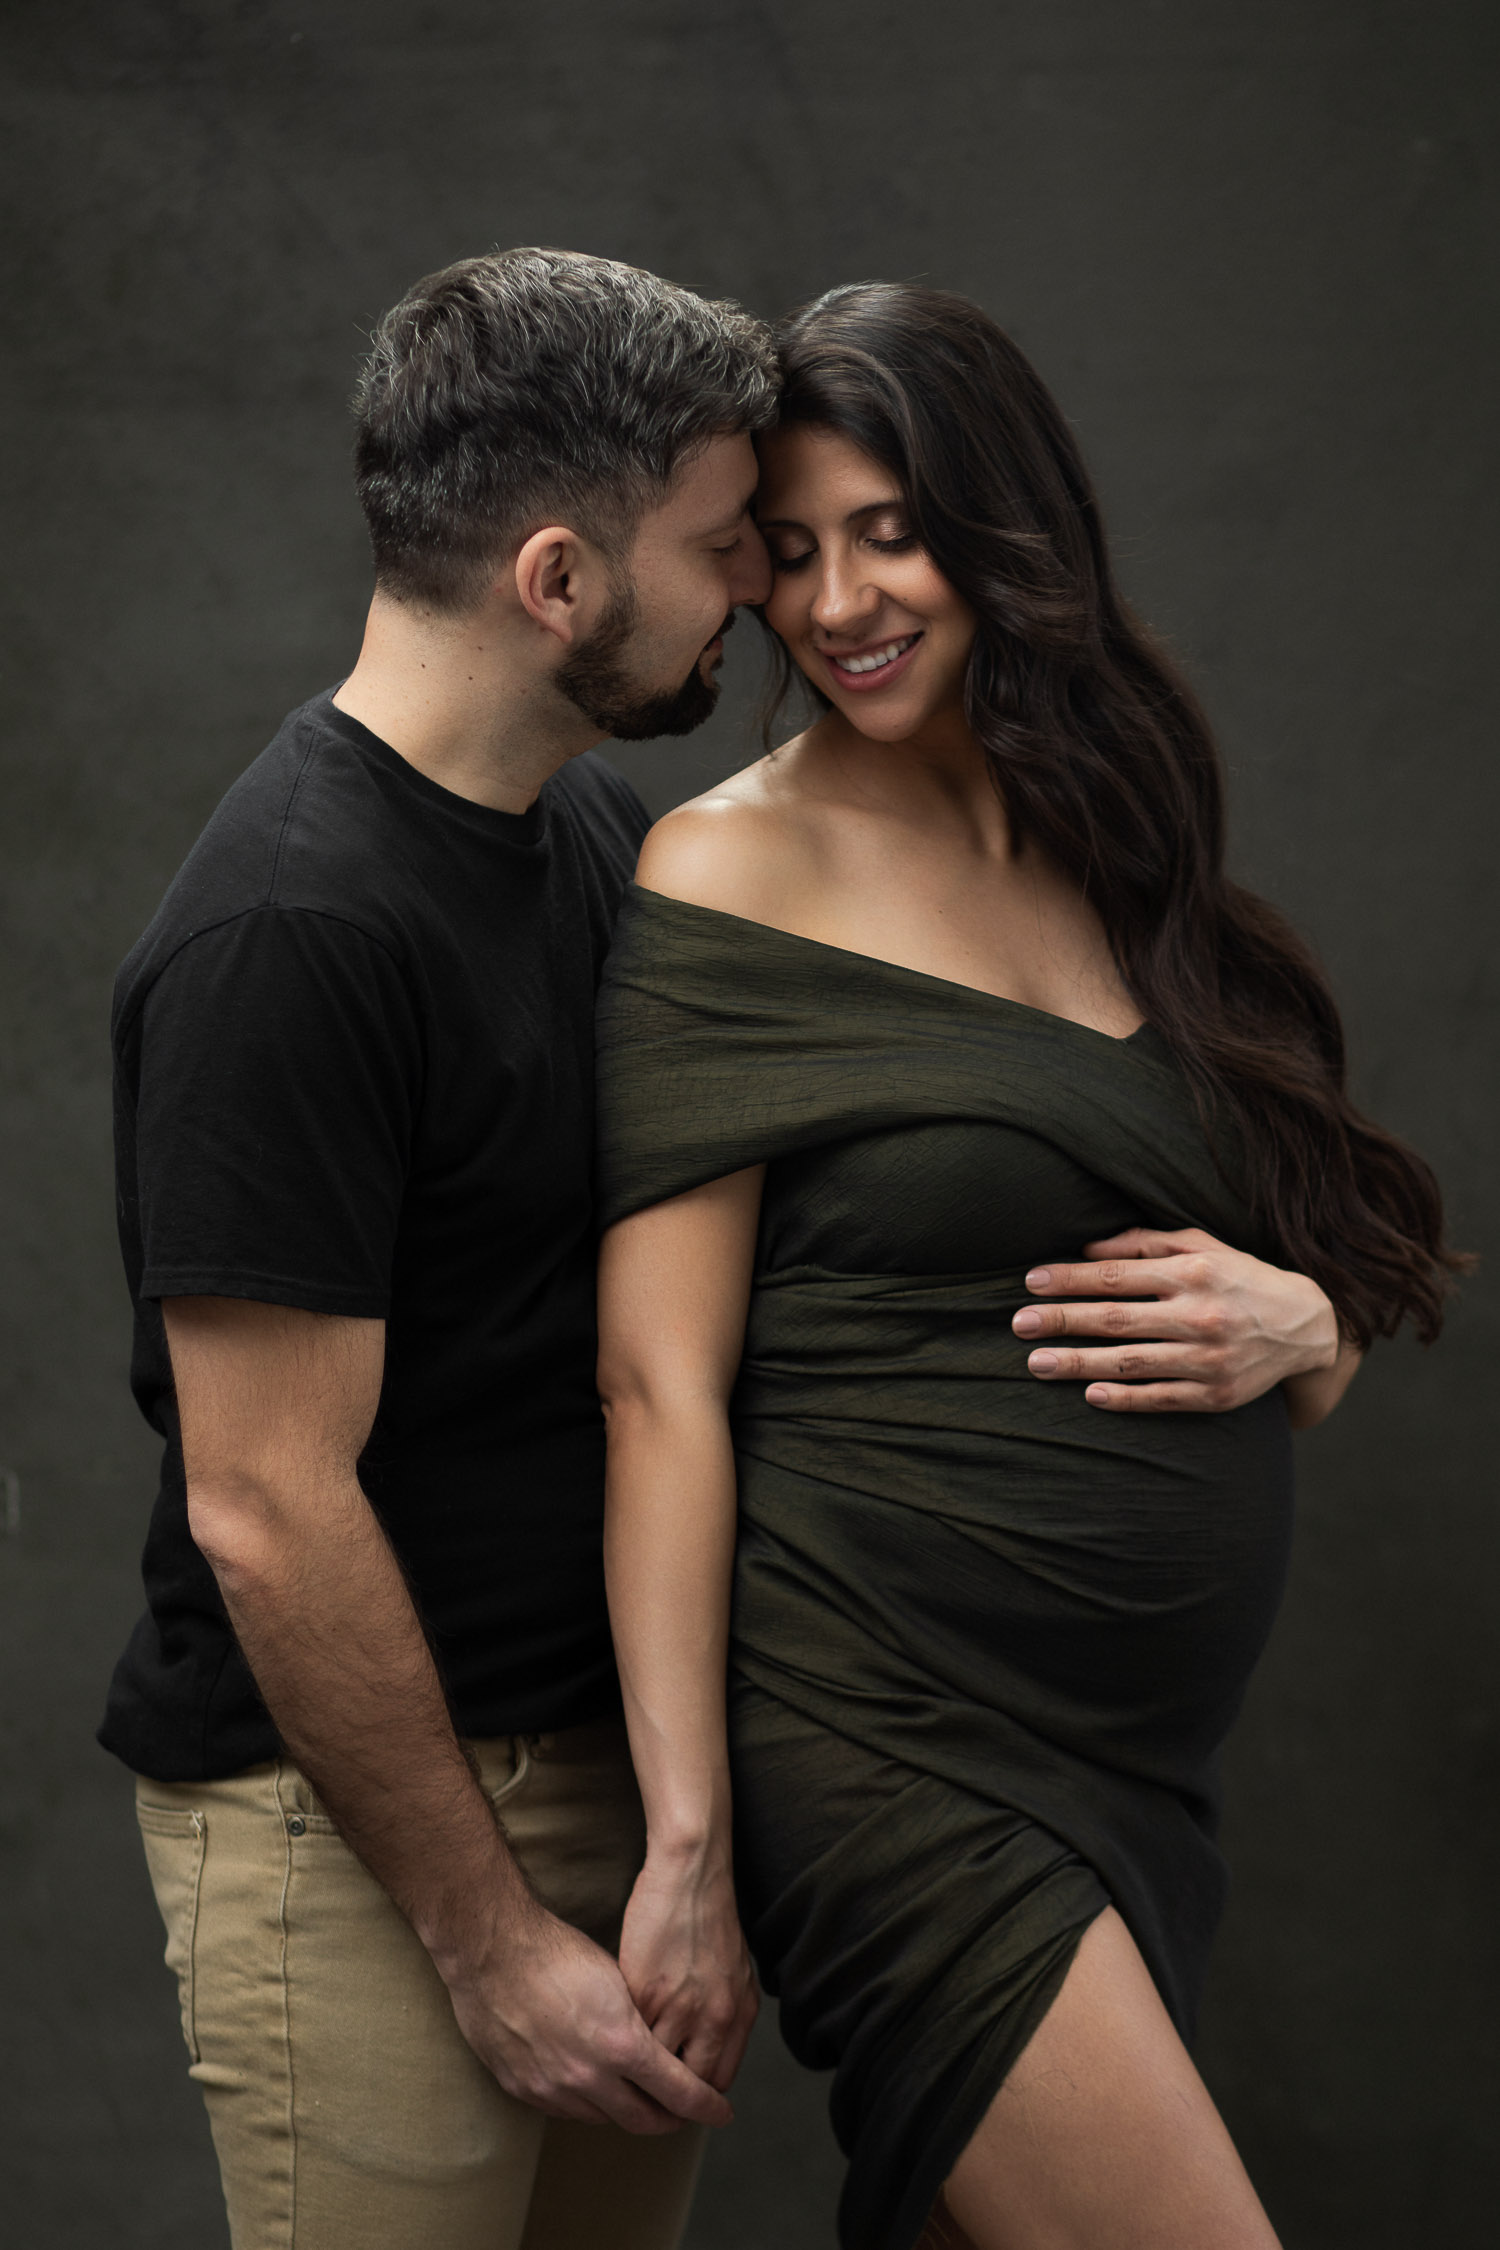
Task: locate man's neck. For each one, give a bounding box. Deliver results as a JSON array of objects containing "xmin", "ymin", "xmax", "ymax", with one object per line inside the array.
[{"xmin": 332, "ymin": 590, "xmax": 602, "ymax": 814}]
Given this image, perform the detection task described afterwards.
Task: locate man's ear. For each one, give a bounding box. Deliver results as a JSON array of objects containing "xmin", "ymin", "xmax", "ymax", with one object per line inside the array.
[{"xmin": 512, "ymin": 525, "xmax": 608, "ymax": 648}]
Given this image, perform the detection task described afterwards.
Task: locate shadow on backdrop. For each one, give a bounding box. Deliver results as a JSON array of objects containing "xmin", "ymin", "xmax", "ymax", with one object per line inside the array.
[{"xmin": 0, "ymin": 4, "xmax": 1495, "ymax": 2245}]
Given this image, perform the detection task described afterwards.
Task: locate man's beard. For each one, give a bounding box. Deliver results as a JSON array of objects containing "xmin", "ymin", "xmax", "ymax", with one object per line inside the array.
[{"xmin": 555, "ymin": 583, "xmax": 728, "ymax": 742}]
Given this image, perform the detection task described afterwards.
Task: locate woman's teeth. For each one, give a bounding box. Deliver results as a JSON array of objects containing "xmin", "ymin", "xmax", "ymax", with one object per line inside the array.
[{"xmin": 832, "ymin": 634, "xmax": 918, "ymax": 675}]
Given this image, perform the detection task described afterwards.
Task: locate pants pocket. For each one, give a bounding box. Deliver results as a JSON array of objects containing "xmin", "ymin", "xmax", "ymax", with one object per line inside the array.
[
  {"xmin": 137, "ymin": 1801, "xmax": 207, "ymax": 2065},
  {"xmin": 485, "ymin": 1734, "xmax": 533, "ymax": 1816}
]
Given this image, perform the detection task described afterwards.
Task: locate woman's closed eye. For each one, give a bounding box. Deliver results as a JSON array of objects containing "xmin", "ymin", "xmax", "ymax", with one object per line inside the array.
[
  {"xmin": 763, "ymin": 536, "xmax": 816, "ymax": 573},
  {"xmin": 765, "ymin": 531, "xmax": 918, "ymax": 573}
]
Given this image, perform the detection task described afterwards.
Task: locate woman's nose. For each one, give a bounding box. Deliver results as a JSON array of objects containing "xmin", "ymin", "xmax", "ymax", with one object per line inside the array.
[{"xmin": 811, "ymin": 560, "xmax": 880, "ymax": 636}]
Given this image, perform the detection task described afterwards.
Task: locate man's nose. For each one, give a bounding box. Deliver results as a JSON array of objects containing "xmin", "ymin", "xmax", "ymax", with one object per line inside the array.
[{"xmin": 734, "ymin": 521, "xmax": 773, "ymax": 608}]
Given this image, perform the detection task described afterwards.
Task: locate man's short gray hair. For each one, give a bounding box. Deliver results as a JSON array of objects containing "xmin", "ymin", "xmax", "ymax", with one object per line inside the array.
[{"xmin": 353, "ymin": 248, "xmax": 778, "ymax": 612}]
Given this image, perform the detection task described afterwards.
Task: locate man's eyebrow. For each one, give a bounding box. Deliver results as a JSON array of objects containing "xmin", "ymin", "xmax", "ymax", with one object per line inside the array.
[{"xmin": 703, "ymin": 485, "xmax": 761, "ymax": 535}]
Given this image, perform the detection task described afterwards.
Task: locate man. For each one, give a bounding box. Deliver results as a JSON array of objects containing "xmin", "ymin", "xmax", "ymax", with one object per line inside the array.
[{"xmin": 102, "ymin": 248, "xmax": 775, "ymax": 2250}]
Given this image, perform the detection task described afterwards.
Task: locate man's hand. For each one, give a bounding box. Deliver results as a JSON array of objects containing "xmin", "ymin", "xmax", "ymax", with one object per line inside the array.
[
  {"xmin": 443, "ymin": 1886, "xmax": 735, "ymax": 2133},
  {"xmin": 1011, "ymin": 1225, "xmax": 1351, "ymax": 1419},
  {"xmin": 617, "ymin": 1847, "xmax": 759, "ymax": 2095}
]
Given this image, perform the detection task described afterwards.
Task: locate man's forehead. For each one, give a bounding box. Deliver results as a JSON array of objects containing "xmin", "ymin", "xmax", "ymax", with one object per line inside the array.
[{"xmin": 656, "ymin": 431, "xmax": 760, "ymax": 530}]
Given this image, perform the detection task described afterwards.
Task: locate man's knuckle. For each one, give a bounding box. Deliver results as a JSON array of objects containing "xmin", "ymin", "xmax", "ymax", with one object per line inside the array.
[{"xmin": 1102, "ymin": 1302, "xmax": 1130, "ymax": 1334}]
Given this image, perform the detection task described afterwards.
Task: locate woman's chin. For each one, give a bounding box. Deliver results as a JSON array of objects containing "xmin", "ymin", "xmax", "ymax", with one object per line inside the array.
[{"xmin": 827, "ymin": 689, "xmax": 944, "ymax": 743}]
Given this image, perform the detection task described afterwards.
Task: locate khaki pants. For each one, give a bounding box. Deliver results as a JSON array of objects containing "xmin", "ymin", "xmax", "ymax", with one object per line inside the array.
[{"xmin": 136, "ymin": 1721, "xmax": 705, "ymax": 2250}]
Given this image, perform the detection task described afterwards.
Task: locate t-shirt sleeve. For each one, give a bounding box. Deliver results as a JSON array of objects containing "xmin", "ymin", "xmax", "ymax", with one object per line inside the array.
[{"xmin": 129, "ymin": 907, "xmax": 420, "ymax": 1315}]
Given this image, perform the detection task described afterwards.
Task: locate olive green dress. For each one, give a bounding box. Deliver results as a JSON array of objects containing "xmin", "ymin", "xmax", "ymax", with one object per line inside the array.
[{"xmin": 597, "ymin": 885, "xmax": 1294, "ymax": 2250}]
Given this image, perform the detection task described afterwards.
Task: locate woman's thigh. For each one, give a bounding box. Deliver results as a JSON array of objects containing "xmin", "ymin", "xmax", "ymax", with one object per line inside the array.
[{"xmin": 931, "ymin": 1907, "xmax": 1280, "ymax": 2250}]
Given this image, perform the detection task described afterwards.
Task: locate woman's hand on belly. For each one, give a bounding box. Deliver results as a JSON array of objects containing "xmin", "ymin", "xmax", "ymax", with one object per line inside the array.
[
  {"xmin": 1011, "ymin": 1224, "xmax": 1359, "ymax": 1420},
  {"xmin": 618, "ymin": 1845, "xmax": 760, "ymax": 2094}
]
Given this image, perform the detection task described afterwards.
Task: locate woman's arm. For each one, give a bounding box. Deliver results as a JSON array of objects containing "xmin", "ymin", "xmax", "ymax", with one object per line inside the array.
[{"xmin": 597, "ymin": 1163, "xmax": 767, "ymax": 2093}]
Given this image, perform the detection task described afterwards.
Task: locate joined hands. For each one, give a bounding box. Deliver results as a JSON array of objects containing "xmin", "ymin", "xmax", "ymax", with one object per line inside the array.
[{"xmin": 443, "ymin": 1881, "xmax": 736, "ymax": 2135}]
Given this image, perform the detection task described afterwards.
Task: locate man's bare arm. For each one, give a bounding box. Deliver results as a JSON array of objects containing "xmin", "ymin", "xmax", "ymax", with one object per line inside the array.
[{"xmin": 165, "ymin": 1295, "xmax": 731, "ymax": 2134}]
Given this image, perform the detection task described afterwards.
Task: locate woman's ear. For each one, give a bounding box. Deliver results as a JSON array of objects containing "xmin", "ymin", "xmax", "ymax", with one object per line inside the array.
[{"xmin": 512, "ymin": 525, "xmax": 608, "ymax": 647}]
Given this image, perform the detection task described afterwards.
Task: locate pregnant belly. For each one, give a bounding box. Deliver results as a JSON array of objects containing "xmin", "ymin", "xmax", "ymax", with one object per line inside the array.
[{"xmin": 730, "ymin": 1272, "xmax": 1295, "ymax": 1788}]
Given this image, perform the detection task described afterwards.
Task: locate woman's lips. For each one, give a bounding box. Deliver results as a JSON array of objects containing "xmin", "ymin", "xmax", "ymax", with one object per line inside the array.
[{"xmin": 819, "ymin": 631, "xmax": 923, "ymax": 693}]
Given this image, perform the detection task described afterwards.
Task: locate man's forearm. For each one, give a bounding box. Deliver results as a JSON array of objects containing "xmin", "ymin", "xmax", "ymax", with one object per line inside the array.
[
  {"xmin": 164, "ymin": 1296, "xmax": 728, "ymax": 2131},
  {"xmin": 191, "ymin": 1468, "xmax": 532, "ymax": 1976},
  {"xmin": 1282, "ymin": 1336, "xmax": 1363, "ymax": 1430}
]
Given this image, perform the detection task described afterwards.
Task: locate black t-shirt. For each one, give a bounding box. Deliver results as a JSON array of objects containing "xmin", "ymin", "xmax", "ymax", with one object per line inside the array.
[{"xmin": 99, "ymin": 691, "xmax": 649, "ymax": 1781}]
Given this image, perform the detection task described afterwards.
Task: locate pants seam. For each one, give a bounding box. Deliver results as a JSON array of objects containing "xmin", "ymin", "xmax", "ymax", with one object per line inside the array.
[
  {"xmin": 185, "ymin": 1807, "xmax": 206, "ymax": 2061},
  {"xmin": 272, "ymin": 1759, "xmax": 299, "ymax": 2249}
]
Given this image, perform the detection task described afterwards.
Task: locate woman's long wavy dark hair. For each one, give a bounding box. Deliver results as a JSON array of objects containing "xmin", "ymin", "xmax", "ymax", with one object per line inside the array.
[{"xmin": 764, "ymin": 282, "xmax": 1463, "ymax": 1347}]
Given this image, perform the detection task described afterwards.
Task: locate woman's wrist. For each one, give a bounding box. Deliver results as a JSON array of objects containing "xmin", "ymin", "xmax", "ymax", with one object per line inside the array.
[{"xmin": 642, "ymin": 1801, "xmax": 735, "ymax": 1876}]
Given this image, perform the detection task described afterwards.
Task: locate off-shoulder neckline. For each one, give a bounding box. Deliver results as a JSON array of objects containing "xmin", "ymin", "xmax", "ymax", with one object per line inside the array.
[{"xmin": 627, "ymin": 883, "xmax": 1153, "ymax": 1051}]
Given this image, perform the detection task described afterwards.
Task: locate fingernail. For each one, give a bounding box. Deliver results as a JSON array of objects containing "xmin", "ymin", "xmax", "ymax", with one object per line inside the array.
[
  {"xmin": 1013, "ymin": 1307, "xmax": 1042, "ymax": 1335},
  {"xmin": 1085, "ymin": 1384, "xmax": 1110, "ymax": 1405},
  {"xmin": 1029, "ymin": 1351, "xmax": 1059, "ymax": 1373},
  {"xmin": 1025, "ymin": 1268, "xmax": 1051, "ymax": 1289}
]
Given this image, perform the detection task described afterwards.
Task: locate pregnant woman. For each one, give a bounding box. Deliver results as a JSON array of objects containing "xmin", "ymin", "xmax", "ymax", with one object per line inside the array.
[{"xmin": 594, "ymin": 284, "xmax": 1457, "ymax": 2249}]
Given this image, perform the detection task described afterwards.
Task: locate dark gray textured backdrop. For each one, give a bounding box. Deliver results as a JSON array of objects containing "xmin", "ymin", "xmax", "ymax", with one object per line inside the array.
[{"xmin": 1, "ymin": 3, "xmax": 1495, "ymax": 2245}]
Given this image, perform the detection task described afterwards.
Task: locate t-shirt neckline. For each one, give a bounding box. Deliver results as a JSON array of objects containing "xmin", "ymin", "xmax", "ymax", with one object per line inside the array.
[{"xmin": 314, "ymin": 689, "xmax": 550, "ymax": 846}]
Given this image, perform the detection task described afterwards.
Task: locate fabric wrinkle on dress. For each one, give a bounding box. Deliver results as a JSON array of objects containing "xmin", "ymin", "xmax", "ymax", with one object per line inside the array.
[{"xmin": 597, "ymin": 883, "xmax": 1295, "ymax": 2250}]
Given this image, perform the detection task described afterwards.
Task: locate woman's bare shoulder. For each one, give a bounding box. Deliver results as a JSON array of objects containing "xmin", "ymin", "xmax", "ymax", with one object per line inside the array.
[{"xmin": 635, "ymin": 736, "xmax": 820, "ymax": 923}]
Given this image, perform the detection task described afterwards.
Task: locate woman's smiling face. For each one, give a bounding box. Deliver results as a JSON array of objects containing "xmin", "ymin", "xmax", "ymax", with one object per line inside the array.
[{"xmin": 756, "ymin": 422, "xmax": 977, "ymax": 742}]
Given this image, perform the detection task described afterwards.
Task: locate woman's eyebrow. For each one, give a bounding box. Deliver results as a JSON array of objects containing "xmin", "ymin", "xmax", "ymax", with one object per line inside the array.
[{"xmin": 756, "ymin": 499, "xmax": 906, "ymax": 531}]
